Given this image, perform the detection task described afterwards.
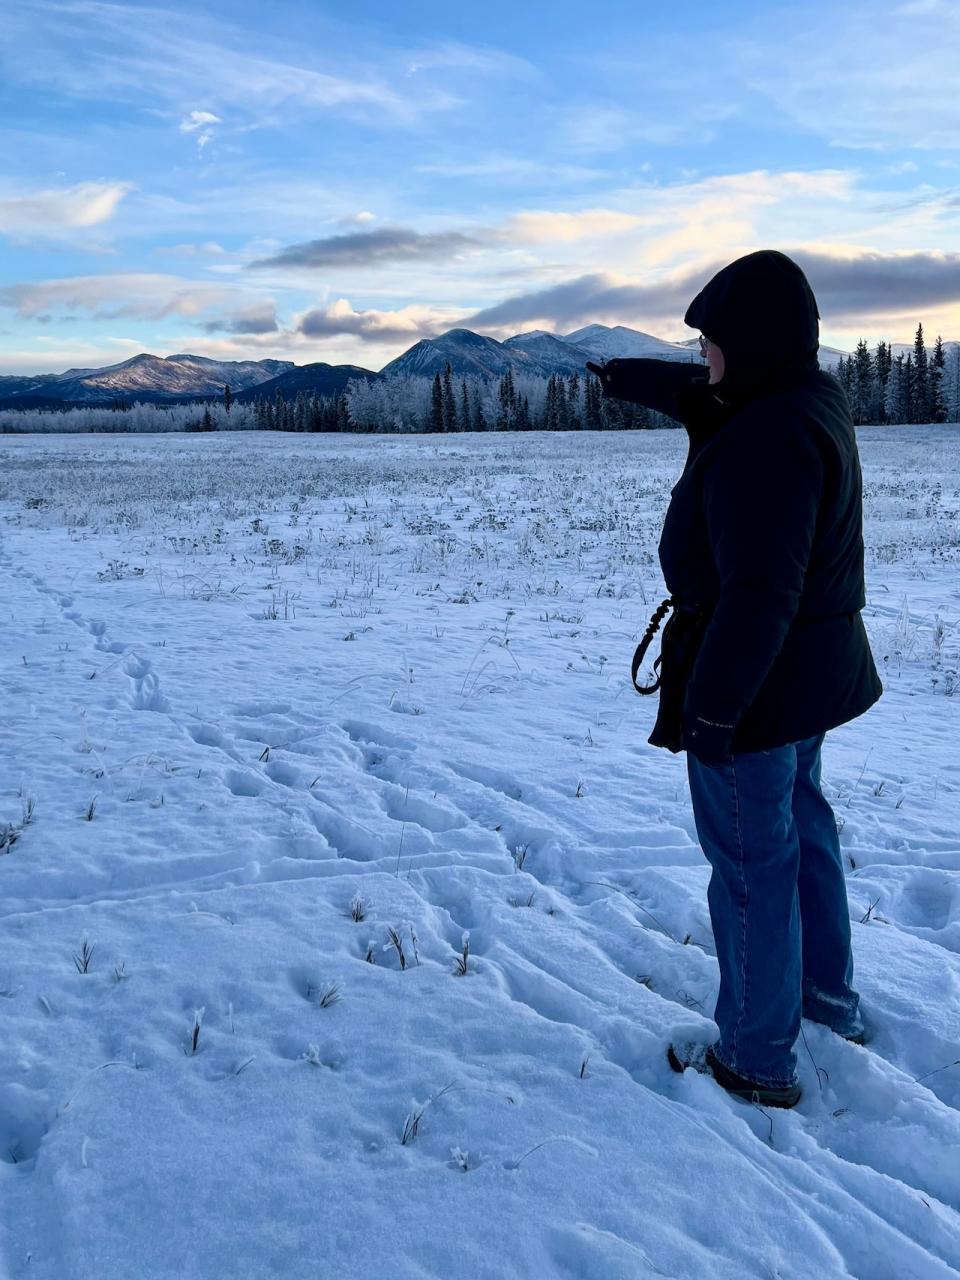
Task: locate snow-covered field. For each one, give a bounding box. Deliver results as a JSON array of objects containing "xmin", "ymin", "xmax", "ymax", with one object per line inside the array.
[{"xmin": 1, "ymin": 426, "xmax": 958, "ymax": 1280}]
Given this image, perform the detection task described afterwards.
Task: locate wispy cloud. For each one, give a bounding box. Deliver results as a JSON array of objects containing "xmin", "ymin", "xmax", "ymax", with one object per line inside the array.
[
  {"xmin": 554, "ymin": 102, "xmax": 740, "ymax": 153},
  {"xmin": 500, "ymin": 210, "xmax": 649, "ymax": 244},
  {"xmin": 153, "ymin": 241, "xmax": 228, "ymax": 257},
  {"xmin": 403, "ymin": 40, "xmax": 537, "ymax": 79},
  {"xmin": 248, "ymin": 226, "xmax": 484, "ymax": 270},
  {"xmin": 412, "ymin": 155, "xmax": 609, "ymax": 185},
  {"xmin": 179, "ymin": 109, "xmax": 222, "ymax": 151},
  {"xmin": 0, "ymin": 273, "xmax": 238, "ymax": 320},
  {"xmin": 203, "ymin": 303, "xmax": 279, "ymax": 334},
  {"xmin": 0, "ymin": 181, "xmax": 132, "ymax": 234},
  {"xmin": 2, "ymin": 0, "xmax": 504, "ymax": 138},
  {"xmin": 729, "ymin": 1, "xmax": 960, "ymax": 150}
]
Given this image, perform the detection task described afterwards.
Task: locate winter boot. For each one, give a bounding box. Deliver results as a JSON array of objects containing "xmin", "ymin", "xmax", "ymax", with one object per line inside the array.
[{"xmin": 667, "ymin": 1041, "xmax": 802, "ymax": 1109}]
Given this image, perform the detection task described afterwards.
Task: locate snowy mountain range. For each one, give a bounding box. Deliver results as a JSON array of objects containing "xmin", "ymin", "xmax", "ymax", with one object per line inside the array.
[
  {"xmin": 0, "ymin": 352, "xmax": 294, "ymax": 407},
  {"xmin": 379, "ymin": 324, "xmax": 700, "ymax": 381},
  {"xmin": 0, "ymin": 325, "xmax": 908, "ymax": 408}
]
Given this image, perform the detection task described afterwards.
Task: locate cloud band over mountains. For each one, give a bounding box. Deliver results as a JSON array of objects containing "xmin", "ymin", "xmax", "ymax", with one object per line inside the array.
[
  {"xmin": 3, "ymin": 250, "xmax": 960, "ymax": 353},
  {"xmin": 461, "ymin": 251, "xmax": 960, "ymax": 335}
]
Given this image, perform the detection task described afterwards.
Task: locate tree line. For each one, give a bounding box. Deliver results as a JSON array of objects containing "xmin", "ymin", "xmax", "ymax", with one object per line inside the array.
[
  {"xmin": 835, "ymin": 324, "xmax": 960, "ymax": 424},
  {"xmin": 249, "ymin": 363, "xmax": 675, "ymax": 434}
]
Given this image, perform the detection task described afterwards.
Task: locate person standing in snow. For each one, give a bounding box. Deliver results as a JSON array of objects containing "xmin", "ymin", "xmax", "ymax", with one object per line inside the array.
[{"xmin": 587, "ymin": 249, "xmax": 883, "ymax": 1108}]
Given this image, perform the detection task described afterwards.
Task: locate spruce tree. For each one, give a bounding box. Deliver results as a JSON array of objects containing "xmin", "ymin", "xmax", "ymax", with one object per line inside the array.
[
  {"xmin": 885, "ymin": 353, "xmax": 904, "ymax": 424},
  {"xmin": 950, "ymin": 346, "xmax": 960, "ymax": 423},
  {"xmin": 874, "ymin": 341, "xmax": 890, "ymax": 424},
  {"xmin": 556, "ymin": 377, "xmax": 570, "ymax": 430},
  {"xmin": 442, "ymin": 361, "xmax": 457, "ymax": 432},
  {"xmin": 516, "ymin": 394, "xmax": 531, "ymax": 431},
  {"xmin": 459, "ymin": 379, "xmax": 470, "ymax": 432},
  {"xmin": 931, "ymin": 335, "xmax": 947, "ymax": 423},
  {"xmin": 336, "ymin": 392, "xmax": 350, "ymax": 432},
  {"xmin": 294, "ymin": 389, "xmax": 307, "ymax": 432},
  {"xmin": 542, "ymin": 375, "xmax": 558, "ymax": 431},
  {"xmin": 904, "ymin": 354, "xmax": 915, "ymax": 424},
  {"xmin": 602, "ymin": 394, "xmax": 623, "ymax": 431},
  {"xmin": 471, "ymin": 389, "xmax": 487, "ymax": 433},
  {"xmin": 912, "ymin": 323, "xmax": 929, "ymax": 422},
  {"xmin": 567, "ymin": 372, "xmax": 581, "ymax": 429},
  {"xmin": 836, "ymin": 355, "xmax": 854, "ymax": 402},
  {"xmin": 585, "ymin": 374, "xmax": 603, "ymax": 430},
  {"xmin": 223, "ymin": 384, "xmax": 232, "ymax": 414},
  {"xmin": 429, "ymin": 372, "xmax": 444, "ymax": 433},
  {"xmin": 496, "ymin": 369, "xmax": 517, "ymax": 430},
  {"xmin": 852, "ymin": 340, "xmax": 874, "ymax": 425}
]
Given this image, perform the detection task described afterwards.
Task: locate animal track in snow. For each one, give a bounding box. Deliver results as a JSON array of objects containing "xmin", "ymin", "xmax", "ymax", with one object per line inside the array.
[
  {"xmin": 225, "ymin": 770, "xmax": 266, "ymax": 798},
  {"xmin": 187, "ymin": 723, "xmax": 225, "ymax": 748}
]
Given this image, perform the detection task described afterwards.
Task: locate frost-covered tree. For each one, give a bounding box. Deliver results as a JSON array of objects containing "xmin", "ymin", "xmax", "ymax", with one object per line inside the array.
[
  {"xmin": 496, "ymin": 368, "xmax": 518, "ymax": 430},
  {"xmin": 912, "ymin": 323, "xmax": 929, "ymax": 423},
  {"xmin": 874, "ymin": 341, "xmax": 891, "ymax": 424},
  {"xmin": 442, "ymin": 361, "xmax": 457, "ymax": 432},
  {"xmin": 851, "ymin": 340, "xmax": 875, "ymax": 425},
  {"xmin": 930, "ymin": 335, "xmax": 947, "ymax": 423},
  {"xmin": 946, "ymin": 346, "xmax": 960, "ymax": 422}
]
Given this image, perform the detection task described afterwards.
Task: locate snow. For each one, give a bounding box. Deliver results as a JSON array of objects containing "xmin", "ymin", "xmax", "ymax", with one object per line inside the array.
[
  {"xmin": 563, "ymin": 324, "xmax": 701, "ymax": 363},
  {"xmin": 1, "ymin": 425, "xmax": 959, "ymax": 1280}
]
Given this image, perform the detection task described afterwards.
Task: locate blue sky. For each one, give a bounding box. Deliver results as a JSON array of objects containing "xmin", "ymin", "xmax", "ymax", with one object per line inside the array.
[{"xmin": 1, "ymin": 0, "xmax": 959, "ymax": 373}]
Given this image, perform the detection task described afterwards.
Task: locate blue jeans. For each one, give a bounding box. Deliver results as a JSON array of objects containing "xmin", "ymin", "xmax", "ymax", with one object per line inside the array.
[{"xmin": 687, "ymin": 732, "xmax": 863, "ymax": 1087}]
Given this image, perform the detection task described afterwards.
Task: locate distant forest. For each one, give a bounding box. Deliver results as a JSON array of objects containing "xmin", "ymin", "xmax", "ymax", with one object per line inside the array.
[{"xmin": 248, "ymin": 365, "xmax": 671, "ymax": 434}]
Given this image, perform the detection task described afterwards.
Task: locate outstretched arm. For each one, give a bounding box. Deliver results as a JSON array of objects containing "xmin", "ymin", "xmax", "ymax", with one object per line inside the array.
[{"xmin": 588, "ymin": 358, "xmax": 707, "ymax": 424}]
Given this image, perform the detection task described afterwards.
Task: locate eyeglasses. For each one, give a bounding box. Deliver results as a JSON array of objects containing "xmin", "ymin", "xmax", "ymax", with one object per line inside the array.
[{"xmin": 698, "ymin": 334, "xmax": 710, "ymax": 354}]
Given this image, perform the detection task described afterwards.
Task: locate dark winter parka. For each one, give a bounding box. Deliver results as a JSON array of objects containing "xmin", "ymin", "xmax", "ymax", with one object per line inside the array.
[{"xmin": 596, "ymin": 249, "xmax": 883, "ymax": 759}]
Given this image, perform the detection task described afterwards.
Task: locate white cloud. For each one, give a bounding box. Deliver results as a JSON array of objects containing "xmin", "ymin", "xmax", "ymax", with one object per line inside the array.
[
  {"xmin": 180, "ymin": 109, "xmax": 223, "ymax": 150},
  {"xmin": 295, "ymin": 297, "xmax": 461, "ymax": 342},
  {"xmin": 180, "ymin": 110, "xmax": 222, "ymax": 132},
  {"xmin": 0, "ymin": 274, "xmax": 238, "ymax": 320},
  {"xmin": 0, "ymin": 181, "xmax": 132, "ymax": 234},
  {"xmin": 153, "ymin": 242, "xmax": 228, "ymax": 257},
  {"xmin": 0, "ymin": 336, "xmax": 144, "ymax": 374}
]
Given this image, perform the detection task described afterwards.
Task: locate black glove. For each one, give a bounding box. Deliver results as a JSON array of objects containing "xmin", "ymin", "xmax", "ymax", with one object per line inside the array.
[
  {"xmin": 586, "ymin": 360, "xmax": 624, "ymax": 394},
  {"xmin": 682, "ymin": 712, "xmax": 735, "ymax": 770},
  {"xmin": 586, "ymin": 359, "xmax": 621, "ymax": 387}
]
